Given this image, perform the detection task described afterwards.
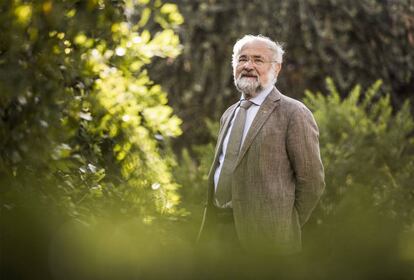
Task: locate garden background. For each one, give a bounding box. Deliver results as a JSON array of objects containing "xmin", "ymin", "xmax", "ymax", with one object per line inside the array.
[{"xmin": 1, "ymin": 0, "xmax": 414, "ymax": 279}]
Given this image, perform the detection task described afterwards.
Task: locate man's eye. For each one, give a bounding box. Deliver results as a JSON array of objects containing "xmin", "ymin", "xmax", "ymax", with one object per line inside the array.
[
  {"xmin": 254, "ymin": 59, "xmax": 264, "ymax": 64},
  {"xmin": 239, "ymin": 57, "xmax": 248, "ymax": 62}
]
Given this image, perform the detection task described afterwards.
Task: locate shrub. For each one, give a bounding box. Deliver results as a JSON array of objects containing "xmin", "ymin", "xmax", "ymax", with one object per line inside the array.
[{"xmin": 304, "ymin": 78, "xmax": 414, "ymax": 226}]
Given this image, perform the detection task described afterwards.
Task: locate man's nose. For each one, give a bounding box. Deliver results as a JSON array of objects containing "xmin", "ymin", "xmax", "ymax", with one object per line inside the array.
[{"xmin": 243, "ymin": 60, "xmax": 254, "ymax": 70}]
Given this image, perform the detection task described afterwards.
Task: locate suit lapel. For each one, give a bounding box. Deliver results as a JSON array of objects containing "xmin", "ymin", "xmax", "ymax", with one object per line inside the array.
[{"xmin": 235, "ymin": 88, "xmax": 281, "ymax": 167}]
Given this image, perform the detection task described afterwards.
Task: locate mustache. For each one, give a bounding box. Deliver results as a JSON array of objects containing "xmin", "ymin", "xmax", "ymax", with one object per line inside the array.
[{"xmin": 239, "ymin": 72, "xmax": 258, "ymax": 78}]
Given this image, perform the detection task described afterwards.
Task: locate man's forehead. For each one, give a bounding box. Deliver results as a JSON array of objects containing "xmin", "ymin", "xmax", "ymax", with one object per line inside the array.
[{"xmin": 239, "ymin": 41, "xmax": 271, "ymax": 56}]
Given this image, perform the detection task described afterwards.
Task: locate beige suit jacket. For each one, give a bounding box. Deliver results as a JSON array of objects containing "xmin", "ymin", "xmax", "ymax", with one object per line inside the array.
[{"xmin": 198, "ymin": 87, "xmax": 325, "ymax": 254}]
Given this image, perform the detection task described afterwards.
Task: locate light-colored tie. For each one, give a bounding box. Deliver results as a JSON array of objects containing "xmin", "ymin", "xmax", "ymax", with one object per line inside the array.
[{"xmin": 215, "ymin": 100, "xmax": 253, "ymax": 206}]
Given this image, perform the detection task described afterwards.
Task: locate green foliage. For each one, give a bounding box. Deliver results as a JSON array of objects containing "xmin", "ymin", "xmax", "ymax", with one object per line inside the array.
[
  {"xmin": 0, "ymin": 1, "xmax": 188, "ymax": 278},
  {"xmin": 299, "ymin": 79, "xmax": 414, "ymax": 279},
  {"xmin": 304, "ymin": 78, "xmax": 414, "ymax": 225},
  {"xmin": 173, "ymin": 119, "xmax": 217, "ymax": 203},
  {"xmin": 0, "ymin": 0, "xmax": 184, "ymax": 221},
  {"xmin": 172, "ymin": 119, "xmax": 217, "ymax": 236}
]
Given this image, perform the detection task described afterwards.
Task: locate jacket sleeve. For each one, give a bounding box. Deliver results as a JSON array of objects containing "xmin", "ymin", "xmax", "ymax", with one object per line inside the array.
[{"xmin": 286, "ymin": 104, "xmax": 325, "ymax": 226}]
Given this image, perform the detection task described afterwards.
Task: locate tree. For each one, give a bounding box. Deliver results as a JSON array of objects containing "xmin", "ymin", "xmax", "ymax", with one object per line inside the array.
[{"xmin": 0, "ymin": 1, "xmax": 184, "ymax": 277}]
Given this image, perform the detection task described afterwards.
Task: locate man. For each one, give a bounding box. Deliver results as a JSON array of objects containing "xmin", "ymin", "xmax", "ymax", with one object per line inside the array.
[{"xmin": 197, "ymin": 35, "xmax": 325, "ymax": 255}]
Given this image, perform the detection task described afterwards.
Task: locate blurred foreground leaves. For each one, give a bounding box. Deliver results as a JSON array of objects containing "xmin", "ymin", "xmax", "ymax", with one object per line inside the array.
[
  {"xmin": 1, "ymin": 0, "xmax": 183, "ymax": 219},
  {"xmin": 0, "ymin": 0, "xmax": 186, "ymax": 278}
]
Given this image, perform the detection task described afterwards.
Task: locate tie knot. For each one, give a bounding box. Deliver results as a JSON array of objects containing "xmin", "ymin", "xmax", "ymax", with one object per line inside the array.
[{"xmin": 240, "ymin": 100, "xmax": 253, "ymax": 110}]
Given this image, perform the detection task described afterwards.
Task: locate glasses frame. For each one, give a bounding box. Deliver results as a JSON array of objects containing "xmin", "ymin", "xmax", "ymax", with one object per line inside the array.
[{"xmin": 236, "ymin": 55, "xmax": 278, "ymax": 67}]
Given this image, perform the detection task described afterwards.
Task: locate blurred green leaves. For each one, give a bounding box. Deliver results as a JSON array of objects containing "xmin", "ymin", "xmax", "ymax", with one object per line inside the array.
[
  {"xmin": 0, "ymin": 0, "xmax": 184, "ymax": 223},
  {"xmin": 14, "ymin": 3, "xmax": 33, "ymax": 26},
  {"xmin": 1, "ymin": 2, "xmax": 188, "ymax": 277}
]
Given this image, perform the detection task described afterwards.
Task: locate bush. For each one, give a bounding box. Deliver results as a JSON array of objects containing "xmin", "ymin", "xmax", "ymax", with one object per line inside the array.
[
  {"xmin": 304, "ymin": 78, "xmax": 414, "ymax": 226},
  {"xmin": 0, "ymin": 1, "xmax": 185, "ymax": 278},
  {"xmin": 301, "ymin": 78, "xmax": 414, "ymax": 278}
]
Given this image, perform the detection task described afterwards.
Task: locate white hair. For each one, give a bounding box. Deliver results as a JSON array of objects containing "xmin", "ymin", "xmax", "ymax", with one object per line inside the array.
[{"xmin": 231, "ymin": 34, "xmax": 285, "ymax": 69}]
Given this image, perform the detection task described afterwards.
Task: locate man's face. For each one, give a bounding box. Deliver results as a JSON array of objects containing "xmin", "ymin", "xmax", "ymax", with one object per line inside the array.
[{"xmin": 233, "ymin": 40, "xmax": 281, "ymax": 98}]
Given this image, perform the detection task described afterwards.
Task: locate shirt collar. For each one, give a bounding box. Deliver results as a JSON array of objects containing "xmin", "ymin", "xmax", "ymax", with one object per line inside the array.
[{"xmin": 241, "ymin": 84, "xmax": 273, "ymax": 106}]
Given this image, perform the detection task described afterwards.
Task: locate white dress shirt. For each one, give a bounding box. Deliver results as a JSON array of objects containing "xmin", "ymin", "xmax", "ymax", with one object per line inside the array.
[{"xmin": 214, "ymin": 85, "xmax": 274, "ymax": 196}]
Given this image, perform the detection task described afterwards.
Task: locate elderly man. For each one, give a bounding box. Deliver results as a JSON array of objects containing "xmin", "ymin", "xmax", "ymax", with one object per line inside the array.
[{"xmin": 197, "ymin": 35, "xmax": 325, "ymax": 255}]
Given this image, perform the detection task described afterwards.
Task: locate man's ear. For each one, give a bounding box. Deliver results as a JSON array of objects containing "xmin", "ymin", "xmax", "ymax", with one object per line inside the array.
[{"xmin": 274, "ymin": 63, "xmax": 282, "ymax": 77}]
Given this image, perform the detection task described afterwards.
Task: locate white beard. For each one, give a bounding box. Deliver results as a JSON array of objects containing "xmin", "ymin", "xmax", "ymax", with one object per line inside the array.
[
  {"xmin": 234, "ymin": 71, "xmax": 277, "ymax": 97},
  {"xmin": 235, "ymin": 76, "xmax": 261, "ymax": 94}
]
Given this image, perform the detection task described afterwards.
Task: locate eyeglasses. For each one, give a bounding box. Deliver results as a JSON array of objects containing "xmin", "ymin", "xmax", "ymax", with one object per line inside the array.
[{"xmin": 237, "ymin": 55, "xmax": 278, "ymax": 67}]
